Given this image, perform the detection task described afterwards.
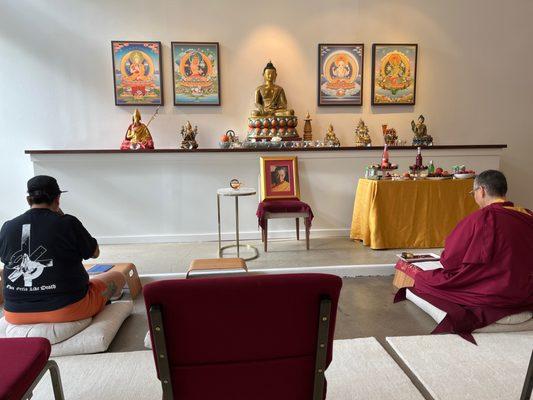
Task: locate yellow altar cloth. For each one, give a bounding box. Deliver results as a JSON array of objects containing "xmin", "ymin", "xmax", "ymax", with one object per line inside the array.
[{"xmin": 350, "ymin": 178, "xmax": 478, "ymax": 249}]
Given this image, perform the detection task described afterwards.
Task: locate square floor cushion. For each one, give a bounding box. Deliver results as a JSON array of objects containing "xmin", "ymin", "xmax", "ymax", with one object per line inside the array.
[
  {"xmin": 0, "ymin": 300, "xmax": 133, "ymax": 356},
  {"xmin": 406, "ymin": 289, "xmax": 533, "ymax": 333}
]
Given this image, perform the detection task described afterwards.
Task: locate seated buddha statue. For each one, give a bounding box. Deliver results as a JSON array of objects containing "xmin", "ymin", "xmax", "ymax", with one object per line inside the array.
[
  {"xmin": 120, "ymin": 109, "xmax": 154, "ymax": 150},
  {"xmin": 251, "ymin": 62, "xmax": 294, "ymax": 117},
  {"xmin": 247, "ymin": 62, "xmax": 299, "ymax": 141},
  {"xmin": 411, "ymin": 115, "xmax": 433, "ymax": 146}
]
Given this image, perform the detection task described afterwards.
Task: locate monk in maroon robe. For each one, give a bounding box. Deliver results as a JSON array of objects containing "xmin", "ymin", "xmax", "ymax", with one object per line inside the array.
[{"xmin": 396, "ymin": 170, "xmax": 533, "ymax": 341}]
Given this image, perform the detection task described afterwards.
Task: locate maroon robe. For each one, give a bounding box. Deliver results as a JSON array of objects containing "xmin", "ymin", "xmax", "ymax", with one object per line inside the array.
[{"xmin": 395, "ymin": 201, "xmax": 533, "ymax": 342}]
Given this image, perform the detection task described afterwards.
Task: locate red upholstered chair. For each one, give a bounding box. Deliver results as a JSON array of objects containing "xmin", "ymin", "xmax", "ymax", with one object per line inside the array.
[
  {"xmin": 256, "ymin": 199, "xmax": 314, "ymax": 251},
  {"xmin": 144, "ymin": 273, "xmax": 342, "ymax": 400},
  {"xmin": 0, "ymin": 337, "xmax": 65, "ymax": 400}
]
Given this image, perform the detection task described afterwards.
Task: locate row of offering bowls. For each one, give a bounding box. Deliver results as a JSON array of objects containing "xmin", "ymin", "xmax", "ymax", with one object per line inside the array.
[{"xmin": 220, "ymin": 140, "xmax": 339, "ymax": 149}]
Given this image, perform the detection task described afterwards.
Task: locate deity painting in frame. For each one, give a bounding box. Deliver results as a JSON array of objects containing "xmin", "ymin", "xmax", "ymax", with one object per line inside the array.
[
  {"xmin": 260, "ymin": 156, "xmax": 300, "ymax": 201},
  {"xmin": 171, "ymin": 42, "xmax": 221, "ymax": 106},
  {"xmin": 318, "ymin": 43, "xmax": 364, "ymax": 106},
  {"xmin": 111, "ymin": 41, "xmax": 163, "ymax": 106},
  {"xmin": 371, "ymin": 44, "xmax": 418, "ymax": 105}
]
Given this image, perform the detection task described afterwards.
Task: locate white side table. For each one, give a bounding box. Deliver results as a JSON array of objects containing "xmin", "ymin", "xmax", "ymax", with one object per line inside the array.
[{"xmin": 217, "ymin": 187, "xmax": 259, "ymax": 261}]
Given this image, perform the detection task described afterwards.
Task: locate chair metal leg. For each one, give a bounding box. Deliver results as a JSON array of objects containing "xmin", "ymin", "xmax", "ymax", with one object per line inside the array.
[
  {"xmin": 296, "ymin": 218, "xmax": 300, "ymax": 240},
  {"xmin": 305, "ymin": 220, "xmax": 310, "ymax": 250},
  {"xmin": 264, "ymin": 219, "xmax": 268, "ymax": 252},
  {"xmin": 149, "ymin": 305, "xmax": 174, "ymax": 400},
  {"xmin": 312, "ymin": 297, "xmax": 332, "ymax": 400},
  {"xmin": 521, "ymin": 349, "xmax": 533, "ymax": 400},
  {"xmin": 22, "ymin": 360, "xmax": 65, "ymax": 400}
]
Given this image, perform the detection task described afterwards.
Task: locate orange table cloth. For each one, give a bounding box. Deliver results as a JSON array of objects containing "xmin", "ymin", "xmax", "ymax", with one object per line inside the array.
[{"xmin": 350, "ymin": 178, "xmax": 478, "ymax": 249}]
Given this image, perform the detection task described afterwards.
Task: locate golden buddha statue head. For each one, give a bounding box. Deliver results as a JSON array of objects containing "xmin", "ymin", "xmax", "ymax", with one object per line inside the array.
[{"xmin": 263, "ymin": 61, "xmax": 277, "ymax": 82}]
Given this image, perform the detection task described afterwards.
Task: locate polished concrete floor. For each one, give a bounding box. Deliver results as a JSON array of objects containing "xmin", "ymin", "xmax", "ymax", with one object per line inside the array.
[
  {"xmin": 109, "ymin": 276, "xmax": 437, "ymax": 353},
  {"xmin": 98, "ymin": 237, "xmax": 442, "ymax": 274}
]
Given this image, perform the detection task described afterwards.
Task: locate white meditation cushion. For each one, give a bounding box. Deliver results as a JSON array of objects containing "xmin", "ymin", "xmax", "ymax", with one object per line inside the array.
[
  {"xmin": 0, "ymin": 301, "xmax": 133, "ymax": 356},
  {"xmin": 3, "ymin": 317, "xmax": 92, "ymax": 345},
  {"xmin": 405, "ymin": 289, "xmax": 533, "ymax": 334},
  {"xmin": 495, "ymin": 311, "xmax": 532, "ymax": 325}
]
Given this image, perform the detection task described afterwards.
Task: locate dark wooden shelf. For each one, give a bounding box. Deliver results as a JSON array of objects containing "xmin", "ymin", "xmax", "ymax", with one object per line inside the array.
[{"xmin": 25, "ymin": 144, "xmax": 507, "ymax": 155}]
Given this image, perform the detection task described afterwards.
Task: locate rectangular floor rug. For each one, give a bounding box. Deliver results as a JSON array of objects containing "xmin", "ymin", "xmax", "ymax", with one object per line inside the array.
[
  {"xmin": 31, "ymin": 337, "xmax": 423, "ymax": 399},
  {"xmin": 387, "ymin": 332, "xmax": 533, "ymax": 400}
]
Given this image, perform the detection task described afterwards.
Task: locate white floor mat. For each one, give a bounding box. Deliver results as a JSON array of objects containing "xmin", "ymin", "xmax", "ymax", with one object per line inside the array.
[
  {"xmin": 31, "ymin": 338, "xmax": 423, "ymax": 399},
  {"xmin": 387, "ymin": 332, "xmax": 533, "ymax": 400}
]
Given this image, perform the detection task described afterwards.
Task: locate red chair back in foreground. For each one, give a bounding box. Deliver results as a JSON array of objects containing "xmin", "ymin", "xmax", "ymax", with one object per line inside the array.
[{"xmin": 143, "ymin": 273, "xmax": 342, "ymax": 400}]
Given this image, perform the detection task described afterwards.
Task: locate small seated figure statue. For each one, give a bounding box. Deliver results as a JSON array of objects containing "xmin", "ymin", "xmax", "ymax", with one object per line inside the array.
[
  {"xmin": 325, "ymin": 124, "xmax": 341, "ymax": 147},
  {"xmin": 354, "ymin": 119, "xmax": 371, "ymax": 147},
  {"xmin": 121, "ymin": 109, "xmax": 155, "ymax": 150},
  {"xmin": 247, "ymin": 62, "xmax": 299, "ymax": 141},
  {"xmin": 180, "ymin": 121, "xmax": 199, "ymax": 149},
  {"xmin": 411, "ymin": 115, "xmax": 433, "ymax": 146}
]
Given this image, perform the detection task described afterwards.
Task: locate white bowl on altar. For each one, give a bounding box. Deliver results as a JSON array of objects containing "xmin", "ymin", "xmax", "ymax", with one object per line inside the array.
[{"xmin": 454, "ymin": 173, "xmax": 476, "ymax": 179}]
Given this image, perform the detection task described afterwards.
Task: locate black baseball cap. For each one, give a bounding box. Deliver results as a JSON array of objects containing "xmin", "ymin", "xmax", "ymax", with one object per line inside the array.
[{"xmin": 27, "ymin": 175, "xmax": 67, "ymax": 198}]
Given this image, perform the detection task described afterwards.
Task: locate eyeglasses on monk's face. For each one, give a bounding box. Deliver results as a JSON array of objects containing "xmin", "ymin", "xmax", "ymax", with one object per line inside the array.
[{"xmin": 469, "ymin": 186, "xmax": 482, "ymax": 195}]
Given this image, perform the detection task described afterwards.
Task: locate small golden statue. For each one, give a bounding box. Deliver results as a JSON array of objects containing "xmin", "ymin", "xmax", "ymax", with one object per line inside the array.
[
  {"xmin": 325, "ymin": 124, "xmax": 341, "ymax": 147},
  {"xmin": 121, "ymin": 108, "xmax": 155, "ymax": 150},
  {"xmin": 354, "ymin": 119, "xmax": 371, "ymax": 147},
  {"xmin": 247, "ymin": 61, "xmax": 299, "ymax": 141},
  {"xmin": 411, "ymin": 115, "xmax": 433, "ymax": 146},
  {"xmin": 382, "ymin": 124, "xmax": 398, "ymax": 146},
  {"xmin": 303, "ymin": 112, "xmax": 313, "ymax": 141},
  {"xmin": 180, "ymin": 121, "xmax": 199, "ymax": 149}
]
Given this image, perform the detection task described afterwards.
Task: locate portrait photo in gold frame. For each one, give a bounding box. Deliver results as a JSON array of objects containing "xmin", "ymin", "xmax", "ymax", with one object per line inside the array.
[{"xmin": 260, "ymin": 156, "xmax": 300, "ymax": 201}]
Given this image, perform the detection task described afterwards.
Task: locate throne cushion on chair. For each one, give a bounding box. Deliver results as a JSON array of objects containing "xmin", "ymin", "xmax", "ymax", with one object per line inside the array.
[{"xmin": 256, "ymin": 199, "xmax": 314, "ymax": 229}]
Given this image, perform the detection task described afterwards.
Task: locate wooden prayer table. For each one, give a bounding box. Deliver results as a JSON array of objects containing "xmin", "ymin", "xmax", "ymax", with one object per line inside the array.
[
  {"xmin": 84, "ymin": 263, "xmax": 142, "ymax": 299},
  {"xmin": 350, "ymin": 178, "xmax": 478, "ymax": 249},
  {"xmin": 186, "ymin": 258, "xmax": 248, "ymax": 278}
]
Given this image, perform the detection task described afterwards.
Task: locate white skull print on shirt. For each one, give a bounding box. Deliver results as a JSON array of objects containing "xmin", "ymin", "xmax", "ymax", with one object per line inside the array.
[{"xmin": 7, "ymin": 224, "xmax": 54, "ymax": 287}]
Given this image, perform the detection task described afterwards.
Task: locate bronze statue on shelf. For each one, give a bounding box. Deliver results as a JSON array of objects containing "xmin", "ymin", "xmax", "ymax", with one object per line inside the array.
[
  {"xmin": 354, "ymin": 119, "xmax": 371, "ymax": 147},
  {"xmin": 120, "ymin": 108, "xmax": 156, "ymax": 150},
  {"xmin": 180, "ymin": 121, "xmax": 199, "ymax": 150},
  {"xmin": 411, "ymin": 115, "xmax": 433, "ymax": 146},
  {"xmin": 247, "ymin": 61, "xmax": 299, "ymax": 141},
  {"xmin": 382, "ymin": 124, "xmax": 398, "ymax": 146},
  {"xmin": 324, "ymin": 124, "xmax": 340, "ymax": 147},
  {"xmin": 303, "ymin": 112, "xmax": 313, "ymax": 141}
]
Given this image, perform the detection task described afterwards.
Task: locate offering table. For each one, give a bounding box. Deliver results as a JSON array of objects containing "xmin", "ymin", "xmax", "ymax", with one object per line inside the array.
[
  {"xmin": 25, "ymin": 145, "xmax": 504, "ymax": 245},
  {"xmin": 350, "ymin": 178, "xmax": 479, "ymax": 249}
]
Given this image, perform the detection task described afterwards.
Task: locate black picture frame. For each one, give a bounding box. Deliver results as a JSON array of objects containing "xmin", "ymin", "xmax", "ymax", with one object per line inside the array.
[
  {"xmin": 317, "ymin": 43, "xmax": 364, "ymax": 106},
  {"xmin": 111, "ymin": 40, "xmax": 164, "ymax": 106},
  {"xmin": 371, "ymin": 43, "xmax": 418, "ymax": 106},
  {"xmin": 171, "ymin": 41, "xmax": 221, "ymax": 106}
]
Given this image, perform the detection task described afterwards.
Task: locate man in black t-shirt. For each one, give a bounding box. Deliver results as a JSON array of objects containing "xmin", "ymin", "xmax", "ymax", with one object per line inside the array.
[{"xmin": 0, "ymin": 175, "xmax": 125, "ymax": 324}]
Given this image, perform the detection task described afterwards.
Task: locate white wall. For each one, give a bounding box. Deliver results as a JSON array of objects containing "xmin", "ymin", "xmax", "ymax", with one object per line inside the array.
[{"xmin": 1, "ymin": 0, "xmax": 532, "ymax": 225}]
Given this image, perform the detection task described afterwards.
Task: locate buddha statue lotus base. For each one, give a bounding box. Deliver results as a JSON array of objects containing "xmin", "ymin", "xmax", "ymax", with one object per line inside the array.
[{"xmin": 246, "ymin": 116, "xmax": 300, "ymax": 141}]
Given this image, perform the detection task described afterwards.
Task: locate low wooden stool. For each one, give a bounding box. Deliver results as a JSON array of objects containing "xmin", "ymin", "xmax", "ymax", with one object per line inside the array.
[
  {"xmin": 392, "ymin": 269, "xmax": 415, "ymax": 289},
  {"xmin": 187, "ymin": 258, "xmax": 248, "ymax": 279},
  {"xmin": 84, "ymin": 263, "xmax": 142, "ymax": 299}
]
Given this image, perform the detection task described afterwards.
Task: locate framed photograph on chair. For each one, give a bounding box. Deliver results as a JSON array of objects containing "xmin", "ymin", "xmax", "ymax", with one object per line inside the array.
[{"xmin": 260, "ymin": 156, "xmax": 300, "ymax": 201}]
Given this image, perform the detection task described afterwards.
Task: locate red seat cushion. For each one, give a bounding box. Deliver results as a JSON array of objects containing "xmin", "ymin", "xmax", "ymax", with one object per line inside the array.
[
  {"xmin": 144, "ymin": 273, "xmax": 341, "ymax": 400},
  {"xmin": 0, "ymin": 338, "xmax": 51, "ymax": 400},
  {"xmin": 256, "ymin": 199, "xmax": 314, "ymax": 229}
]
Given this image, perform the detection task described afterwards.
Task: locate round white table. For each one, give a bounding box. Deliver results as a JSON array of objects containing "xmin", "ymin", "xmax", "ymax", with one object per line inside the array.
[{"xmin": 217, "ymin": 187, "xmax": 259, "ymax": 260}]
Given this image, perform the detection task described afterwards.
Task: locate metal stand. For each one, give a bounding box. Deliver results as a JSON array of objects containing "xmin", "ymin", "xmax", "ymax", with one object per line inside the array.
[{"xmin": 217, "ymin": 191, "xmax": 259, "ymax": 261}]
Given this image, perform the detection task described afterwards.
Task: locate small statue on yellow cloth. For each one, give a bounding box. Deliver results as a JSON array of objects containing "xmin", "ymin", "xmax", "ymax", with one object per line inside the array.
[
  {"xmin": 325, "ymin": 124, "xmax": 341, "ymax": 147},
  {"xmin": 180, "ymin": 121, "xmax": 199, "ymax": 149},
  {"xmin": 247, "ymin": 62, "xmax": 299, "ymax": 141},
  {"xmin": 354, "ymin": 119, "xmax": 371, "ymax": 147},
  {"xmin": 121, "ymin": 109, "xmax": 155, "ymax": 150},
  {"xmin": 411, "ymin": 115, "xmax": 433, "ymax": 146}
]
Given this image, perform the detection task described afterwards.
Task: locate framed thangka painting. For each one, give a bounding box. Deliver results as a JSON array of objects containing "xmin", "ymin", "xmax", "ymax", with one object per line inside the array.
[
  {"xmin": 260, "ymin": 156, "xmax": 300, "ymax": 201},
  {"xmin": 171, "ymin": 42, "xmax": 220, "ymax": 106},
  {"xmin": 111, "ymin": 41, "xmax": 163, "ymax": 106},
  {"xmin": 372, "ymin": 44, "xmax": 418, "ymax": 105},
  {"xmin": 318, "ymin": 44, "xmax": 364, "ymax": 106}
]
